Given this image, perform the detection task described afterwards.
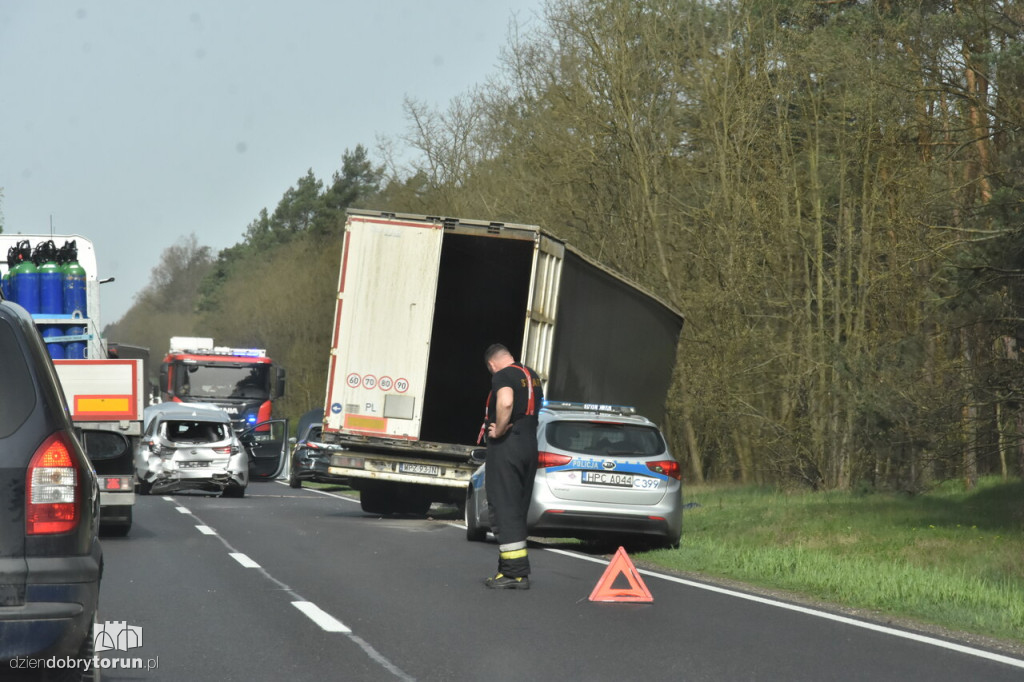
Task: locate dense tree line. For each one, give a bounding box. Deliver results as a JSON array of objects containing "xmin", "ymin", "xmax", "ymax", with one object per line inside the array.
[{"xmin": 107, "ymin": 0, "xmax": 1024, "ymax": 491}]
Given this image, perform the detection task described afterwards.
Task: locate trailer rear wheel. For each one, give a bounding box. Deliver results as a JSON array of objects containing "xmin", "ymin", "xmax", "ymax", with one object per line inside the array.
[
  {"xmin": 100, "ymin": 507, "xmax": 132, "ymax": 538},
  {"xmin": 360, "ymin": 487, "xmax": 390, "ymax": 514},
  {"xmin": 398, "ymin": 493, "xmax": 431, "ymax": 516}
]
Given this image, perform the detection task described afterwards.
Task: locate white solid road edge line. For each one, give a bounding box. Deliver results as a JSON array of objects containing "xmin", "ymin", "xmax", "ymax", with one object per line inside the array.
[
  {"xmin": 544, "ymin": 547, "xmax": 1024, "ymax": 671},
  {"xmin": 274, "ymin": 480, "xmax": 360, "ymax": 503},
  {"xmin": 292, "ymin": 601, "xmax": 351, "ymax": 633},
  {"xmin": 229, "ymin": 552, "xmax": 260, "ymax": 568}
]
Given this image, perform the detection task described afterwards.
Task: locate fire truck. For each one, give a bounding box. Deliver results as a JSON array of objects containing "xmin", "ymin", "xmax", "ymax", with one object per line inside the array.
[
  {"xmin": 159, "ymin": 337, "xmax": 288, "ymax": 479},
  {"xmin": 159, "ymin": 336, "xmax": 285, "ymax": 429}
]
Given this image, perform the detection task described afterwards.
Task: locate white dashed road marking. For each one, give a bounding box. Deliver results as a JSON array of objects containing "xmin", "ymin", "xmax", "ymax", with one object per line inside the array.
[
  {"xmin": 292, "ymin": 601, "xmax": 351, "ymax": 633},
  {"xmin": 165, "ymin": 494, "xmax": 413, "ymax": 681},
  {"xmin": 229, "ymin": 552, "xmax": 260, "ymax": 568}
]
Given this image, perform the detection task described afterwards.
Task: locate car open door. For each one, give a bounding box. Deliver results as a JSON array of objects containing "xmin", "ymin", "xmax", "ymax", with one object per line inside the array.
[{"xmin": 241, "ymin": 418, "xmax": 289, "ymax": 480}]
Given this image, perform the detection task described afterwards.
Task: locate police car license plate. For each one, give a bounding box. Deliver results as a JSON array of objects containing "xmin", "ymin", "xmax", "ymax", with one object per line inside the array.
[
  {"xmin": 582, "ymin": 471, "xmax": 634, "ymax": 487},
  {"xmin": 399, "ymin": 463, "xmax": 440, "ymax": 476},
  {"xmin": 180, "ymin": 461, "xmax": 210, "ymax": 469}
]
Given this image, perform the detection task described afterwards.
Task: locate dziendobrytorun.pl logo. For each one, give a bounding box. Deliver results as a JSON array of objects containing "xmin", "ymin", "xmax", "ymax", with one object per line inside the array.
[{"xmin": 8, "ymin": 621, "xmax": 159, "ymax": 673}]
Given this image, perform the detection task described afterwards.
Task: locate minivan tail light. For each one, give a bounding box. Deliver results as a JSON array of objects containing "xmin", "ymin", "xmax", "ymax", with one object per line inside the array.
[
  {"xmin": 26, "ymin": 432, "xmax": 80, "ymax": 535},
  {"xmin": 537, "ymin": 451, "xmax": 572, "ymax": 468},
  {"xmin": 646, "ymin": 459, "xmax": 681, "ymax": 480}
]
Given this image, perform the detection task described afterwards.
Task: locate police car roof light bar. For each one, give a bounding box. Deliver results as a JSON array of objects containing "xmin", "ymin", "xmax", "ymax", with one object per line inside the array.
[{"xmin": 541, "ymin": 400, "xmax": 637, "ymax": 415}]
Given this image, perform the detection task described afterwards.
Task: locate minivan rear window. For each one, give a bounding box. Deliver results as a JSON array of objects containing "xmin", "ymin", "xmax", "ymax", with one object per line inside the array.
[
  {"xmin": 0, "ymin": 318, "xmax": 37, "ymax": 440},
  {"xmin": 545, "ymin": 421, "xmax": 666, "ymax": 457}
]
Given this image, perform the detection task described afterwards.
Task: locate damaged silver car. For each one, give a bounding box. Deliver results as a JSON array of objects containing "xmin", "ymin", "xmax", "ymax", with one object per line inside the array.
[{"xmin": 137, "ymin": 403, "xmax": 249, "ymax": 497}]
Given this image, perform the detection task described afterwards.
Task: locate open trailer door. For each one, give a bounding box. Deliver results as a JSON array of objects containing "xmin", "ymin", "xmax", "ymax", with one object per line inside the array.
[{"xmin": 324, "ymin": 214, "xmax": 445, "ymax": 440}]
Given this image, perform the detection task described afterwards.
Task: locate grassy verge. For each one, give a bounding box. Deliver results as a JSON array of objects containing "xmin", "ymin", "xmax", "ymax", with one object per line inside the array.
[{"xmin": 636, "ymin": 476, "xmax": 1024, "ymax": 644}]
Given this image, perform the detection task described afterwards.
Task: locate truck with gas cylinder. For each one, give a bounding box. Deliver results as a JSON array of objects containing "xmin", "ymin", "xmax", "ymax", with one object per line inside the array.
[
  {"xmin": 159, "ymin": 337, "xmax": 288, "ymax": 479},
  {"xmin": 319, "ymin": 209, "xmax": 684, "ymax": 516},
  {"xmin": 1, "ymin": 234, "xmax": 144, "ymax": 535}
]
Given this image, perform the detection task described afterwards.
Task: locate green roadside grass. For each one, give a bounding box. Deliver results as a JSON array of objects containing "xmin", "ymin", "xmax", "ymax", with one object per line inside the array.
[{"xmin": 636, "ymin": 476, "xmax": 1024, "ymax": 644}]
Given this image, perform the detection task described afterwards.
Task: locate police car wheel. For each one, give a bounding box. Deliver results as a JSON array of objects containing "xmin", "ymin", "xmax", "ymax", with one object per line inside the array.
[{"xmin": 465, "ymin": 493, "xmax": 487, "ymax": 542}]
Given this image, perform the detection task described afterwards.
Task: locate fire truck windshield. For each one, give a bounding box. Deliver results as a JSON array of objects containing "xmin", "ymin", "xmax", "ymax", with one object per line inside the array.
[{"xmin": 176, "ymin": 363, "xmax": 270, "ymax": 401}]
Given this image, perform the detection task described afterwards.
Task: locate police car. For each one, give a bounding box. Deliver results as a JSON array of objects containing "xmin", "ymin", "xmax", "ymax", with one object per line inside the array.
[{"xmin": 465, "ymin": 401, "xmax": 683, "ymax": 548}]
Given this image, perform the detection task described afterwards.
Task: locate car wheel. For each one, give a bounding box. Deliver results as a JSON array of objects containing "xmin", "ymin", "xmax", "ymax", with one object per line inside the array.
[
  {"xmin": 222, "ymin": 484, "xmax": 246, "ymax": 498},
  {"xmin": 41, "ymin": 617, "xmax": 99, "ymax": 681},
  {"xmin": 137, "ymin": 479, "xmax": 152, "ymax": 495},
  {"xmin": 465, "ymin": 492, "xmax": 487, "ymax": 542},
  {"xmin": 289, "ymin": 471, "xmax": 301, "ymax": 489}
]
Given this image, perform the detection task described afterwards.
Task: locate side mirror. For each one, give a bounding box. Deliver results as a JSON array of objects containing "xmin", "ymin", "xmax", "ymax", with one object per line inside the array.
[{"xmin": 470, "ymin": 448, "xmax": 487, "ymax": 465}]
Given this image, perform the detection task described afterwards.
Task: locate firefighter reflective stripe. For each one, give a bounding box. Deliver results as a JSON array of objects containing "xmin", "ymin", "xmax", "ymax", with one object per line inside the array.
[{"xmin": 500, "ymin": 548, "xmax": 529, "ymax": 560}]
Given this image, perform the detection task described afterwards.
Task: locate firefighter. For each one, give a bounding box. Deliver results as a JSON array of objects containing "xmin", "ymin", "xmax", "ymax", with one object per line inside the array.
[{"xmin": 481, "ymin": 343, "xmax": 544, "ymax": 589}]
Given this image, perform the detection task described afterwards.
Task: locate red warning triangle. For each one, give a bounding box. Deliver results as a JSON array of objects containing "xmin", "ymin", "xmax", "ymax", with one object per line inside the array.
[{"xmin": 588, "ymin": 546, "xmax": 653, "ymax": 603}]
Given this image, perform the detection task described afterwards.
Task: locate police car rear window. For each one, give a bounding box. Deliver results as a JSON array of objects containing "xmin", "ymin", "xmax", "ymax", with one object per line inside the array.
[
  {"xmin": 0, "ymin": 318, "xmax": 37, "ymax": 440},
  {"xmin": 545, "ymin": 421, "xmax": 666, "ymax": 457}
]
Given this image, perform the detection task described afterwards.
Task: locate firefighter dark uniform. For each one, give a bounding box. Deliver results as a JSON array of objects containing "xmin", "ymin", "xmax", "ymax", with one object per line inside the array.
[{"xmin": 482, "ymin": 360, "xmax": 543, "ymax": 588}]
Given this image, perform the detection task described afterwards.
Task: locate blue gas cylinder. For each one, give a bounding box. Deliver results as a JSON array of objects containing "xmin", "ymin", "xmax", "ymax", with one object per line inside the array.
[
  {"xmin": 61, "ymin": 242, "xmax": 87, "ymax": 317},
  {"xmin": 34, "ymin": 241, "xmax": 65, "ymax": 358},
  {"xmin": 12, "ymin": 241, "xmax": 40, "ymax": 314},
  {"xmin": 38, "ymin": 241, "xmax": 63, "ymax": 314},
  {"xmin": 61, "ymin": 241, "xmax": 88, "ymax": 359}
]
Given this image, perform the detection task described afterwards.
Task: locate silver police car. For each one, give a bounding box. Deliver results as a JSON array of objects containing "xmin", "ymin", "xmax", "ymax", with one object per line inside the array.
[{"xmin": 465, "ymin": 402, "xmax": 682, "ymax": 548}]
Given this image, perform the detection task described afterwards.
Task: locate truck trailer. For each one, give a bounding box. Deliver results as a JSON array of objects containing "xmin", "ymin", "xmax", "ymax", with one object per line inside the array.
[{"xmin": 321, "ymin": 210, "xmax": 684, "ymax": 515}]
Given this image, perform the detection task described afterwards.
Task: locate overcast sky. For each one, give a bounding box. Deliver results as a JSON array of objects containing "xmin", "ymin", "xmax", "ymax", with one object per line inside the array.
[{"xmin": 1, "ymin": 1, "xmax": 541, "ymax": 323}]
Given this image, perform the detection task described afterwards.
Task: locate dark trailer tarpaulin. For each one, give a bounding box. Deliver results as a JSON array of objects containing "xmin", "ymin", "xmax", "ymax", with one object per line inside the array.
[{"xmin": 546, "ymin": 249, "xmax": 683, "ymax": 426}]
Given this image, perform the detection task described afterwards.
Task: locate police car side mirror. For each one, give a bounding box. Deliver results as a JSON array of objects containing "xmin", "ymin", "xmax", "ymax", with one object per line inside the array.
[{"xmin": 470, "ymin": 449, "xmax": 487, "ymax": 465}]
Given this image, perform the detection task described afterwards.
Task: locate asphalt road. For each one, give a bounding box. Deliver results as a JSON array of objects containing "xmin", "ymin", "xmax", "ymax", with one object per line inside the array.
[{"xmin": 94, "ymin": 482, "xmax": 1024, "ymax": 682}]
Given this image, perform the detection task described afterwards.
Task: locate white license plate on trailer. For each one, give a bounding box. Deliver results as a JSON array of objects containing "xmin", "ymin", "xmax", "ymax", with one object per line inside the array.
[{"xmin": 399, "ymin": 463, "xmax": 440, "ymax": 476}]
